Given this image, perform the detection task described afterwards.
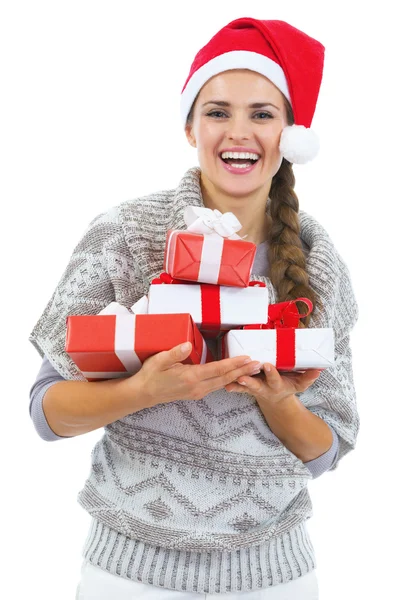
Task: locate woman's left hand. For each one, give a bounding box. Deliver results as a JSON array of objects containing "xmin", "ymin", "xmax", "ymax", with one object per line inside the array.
[{"xmin": 225, "ymin": 363, "xmax": 322, "ymax": 405}]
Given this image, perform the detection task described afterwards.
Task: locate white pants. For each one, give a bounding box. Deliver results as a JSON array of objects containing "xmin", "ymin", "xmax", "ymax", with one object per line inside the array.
[{"xmin": 76, "ymin": 560, "xmax": 319, "ymax": 599}]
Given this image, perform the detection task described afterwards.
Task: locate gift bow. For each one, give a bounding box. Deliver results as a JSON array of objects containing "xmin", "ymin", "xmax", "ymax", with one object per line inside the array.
[
  {"xmin": 243, "ymin": 297, "xmax": 313, "ymax": 329},
  {"xmin": 184, "ymin": 206, "xmax": 243, "ymax": 240},
  {"xmin": 151, "ymin": 272, "xmax": 265, "ymax": 287}
]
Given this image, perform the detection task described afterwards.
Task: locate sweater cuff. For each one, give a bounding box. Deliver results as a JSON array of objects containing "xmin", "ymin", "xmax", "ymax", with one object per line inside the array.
[
  {"xmin": 29, "ymin": 380, "xmax": 72, "ymax": 441},
  {"xmin": 303, "ymin": 426, "xmax": 339, "ymax": 479}
]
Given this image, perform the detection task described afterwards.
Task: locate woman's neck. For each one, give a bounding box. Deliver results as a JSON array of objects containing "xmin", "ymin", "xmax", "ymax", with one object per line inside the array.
[{"xmin": 200, "ymin": 176, "xmax": 271, "ymax": 245}]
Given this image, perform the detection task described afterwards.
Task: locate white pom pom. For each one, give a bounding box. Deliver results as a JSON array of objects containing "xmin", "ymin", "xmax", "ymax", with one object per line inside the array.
[{"xmin": 279, "ymin": 125, "xmax": 320, "ymax": 164}]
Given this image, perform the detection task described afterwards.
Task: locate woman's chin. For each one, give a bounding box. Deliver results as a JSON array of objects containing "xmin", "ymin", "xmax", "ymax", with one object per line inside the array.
[
  {"xmin": 214, "ymin": 177, "xmax": 264, "ymax": 199},
  {"xmin": 200, "ymin": 165, "xmax": 270, "ymax": 200}
]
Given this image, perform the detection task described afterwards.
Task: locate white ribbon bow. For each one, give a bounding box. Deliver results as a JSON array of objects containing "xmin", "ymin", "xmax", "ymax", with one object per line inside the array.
[
  {"xmin": 98, "ymin": 297, "xmax": 149, "ymax": 316},
  {"xmin": 184, "ymin": 206, "xmax": 244, "ymax": 239}
]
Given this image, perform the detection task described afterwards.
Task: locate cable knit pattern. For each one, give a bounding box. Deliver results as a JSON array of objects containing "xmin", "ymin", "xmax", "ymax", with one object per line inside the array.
[{"xmin": 28, "ymin": 167, "xmax": 359, "ymax": 593}]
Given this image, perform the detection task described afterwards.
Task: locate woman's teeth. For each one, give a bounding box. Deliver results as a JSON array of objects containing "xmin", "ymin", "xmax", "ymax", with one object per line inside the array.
[
  {"xmin": 220, "ymin": 151, "xmax": 260, "ymax": 169},
  {"xmin": 221, "ymin": 151, "xmax": 260, "ymax": 160},
  {"xmin": 228, "ymin": 162, "xmax": 253, "ymax": 169}
]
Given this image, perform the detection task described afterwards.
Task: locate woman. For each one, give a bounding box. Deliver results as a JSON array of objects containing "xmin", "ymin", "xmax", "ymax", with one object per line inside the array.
[{"xmin": 29, "ymin": 17, "xmax": 359, "ymax": 599}]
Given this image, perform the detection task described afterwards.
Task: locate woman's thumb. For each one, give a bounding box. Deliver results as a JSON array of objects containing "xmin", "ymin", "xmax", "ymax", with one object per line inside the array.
[
  {"xmin": 156, "ymin": 341, "xmax": 192, "ymax": 368},
  {"xmin": 307, "ymin": 369, "xmax": 322, "ymax": 381}
]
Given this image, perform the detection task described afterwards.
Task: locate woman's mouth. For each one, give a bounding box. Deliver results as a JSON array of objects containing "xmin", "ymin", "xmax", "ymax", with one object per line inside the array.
[{"xmin": 219, "ymin": 151, "xmax": 261, "ymax": 174}]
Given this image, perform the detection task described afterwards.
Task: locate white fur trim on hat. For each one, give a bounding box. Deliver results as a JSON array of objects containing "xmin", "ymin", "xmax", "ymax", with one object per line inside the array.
[
  {"xmin": 279, "ymin": 125, "xmax": 320, "ymax": 164},
  {"xmin": 181, "ymin": 50, "xmax": 290, "ymax": 124}
]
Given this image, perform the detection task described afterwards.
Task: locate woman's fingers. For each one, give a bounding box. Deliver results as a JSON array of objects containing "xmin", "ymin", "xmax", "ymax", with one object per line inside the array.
[
  {"xmin": 153, "ymin": 342, "xmax": 193, "ymax": 370},
  {"xmin": 295, "ymin": 369, "xmax": 322, "ymax": 390},
  {"xmin": 145, "ymin": 347, "xmax": 322, "ymax": 404},
  {"xmin": 225, "ymin": 382, "xmax": 251, "ymax": 393},
  {"xmin": 259, "ymin": 363, "xmax": 282, "ymax": 388},
  {"xmin": 260, "ymin": 364, "xmax": 320, "ymax": 391},
  {"xmin": 204, "ymin": 361, "xmax": 262, "ymax": 393},
  {"xmin": 228, "ymin": 365, "xmax": 322, "ymax": 398},
  {"xmin": 195, "ymin": 355, "xmax": 258, "ymax": 380}
]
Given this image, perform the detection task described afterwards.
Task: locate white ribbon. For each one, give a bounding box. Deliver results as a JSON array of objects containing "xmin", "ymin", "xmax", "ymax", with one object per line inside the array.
[
  {"xmin": 184, "ymin": 206, "xmax": 243, "ymax": 240},
  {"xmin": 182, "ymin": 206, "xmax": 245, "ymax": 285},
  {"xmin": 98, "ymin": 301, "xmax": 131, "ymax": 315},
  {"xmin": 199, "ymin": 335, "xmax": 208, "ymax": 364},
  {"xmin": 82, "ymin": 302, "xmax": 142, "ymax": 378},
  {"xmin": 198, "ymin": 235, "xmax": 224, "ymax": 284},
  {"xmin": 114, "ymin": 315, "xmax": 142, "ymax": 373},
  {"xmin": 130, "ymin": 296, "xmax": 149, "ymax": 314},
  {"xmin": 100, "ymin": 303, "xmax": 142, "ymax": 373}
]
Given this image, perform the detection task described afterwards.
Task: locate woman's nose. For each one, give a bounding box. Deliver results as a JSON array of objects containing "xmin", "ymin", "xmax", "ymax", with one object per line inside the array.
[{"xmin": 226, "ymin": 115, "xmax": 251, "ymax": 141}]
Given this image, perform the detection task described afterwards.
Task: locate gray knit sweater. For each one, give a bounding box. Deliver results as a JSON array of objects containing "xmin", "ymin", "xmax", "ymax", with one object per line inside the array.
[
  {"xmin": 28, "ymin": 167, "xmax": 359, "ymax": 594},
  {"xmin": 29, "ymin": 240, "xmax": 339, "ymax": 478}
]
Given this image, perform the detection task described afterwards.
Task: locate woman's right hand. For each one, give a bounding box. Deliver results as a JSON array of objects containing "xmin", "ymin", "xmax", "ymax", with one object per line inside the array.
[{"xmin": 120, "ymin": 341, "xmax": 261, "ymax": 410}]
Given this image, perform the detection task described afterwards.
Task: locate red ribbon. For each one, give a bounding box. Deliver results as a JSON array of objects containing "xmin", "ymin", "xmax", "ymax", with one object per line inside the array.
[
  {"xmin": 151, "ymin": 272, "xmax": 266, "ymax": 288},
  {"xmin": 151, "ymin": 272, "xmax": 183, "ymax": 285},
  {"xmin": 243, "ymin": 297, "xmax": 312, "ymax": 330},
  {"xmin": 200, "ymin": 284, "xmax": 221, "ymax": 330},
  {"xmin": 150, "ymin": 273, "xmax": 266, "ymax": 332},
  {"xmin": 152, "ymin": 272, "xmax": 240, "ymax": 330},
  {"xmin": 241, "ymin": 297, "xmax": 313, "ymax": 370}
]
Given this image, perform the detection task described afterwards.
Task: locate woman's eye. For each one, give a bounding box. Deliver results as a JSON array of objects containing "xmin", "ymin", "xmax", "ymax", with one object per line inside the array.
[
  {"xmin": 254, "ymin": 112, "xmax": 273, "ymax": 120},
  {"xmin": 206, "ymin": 110, "xmax": 228, "ymax": 118}
]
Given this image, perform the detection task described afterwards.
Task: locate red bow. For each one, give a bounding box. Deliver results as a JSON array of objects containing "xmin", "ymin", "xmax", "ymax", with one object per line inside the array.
[
  {"xmin": 244, "ymin": 297, "xmax": 313, "ymax": 330},
  {"xmin": 151, "ymin": 272, "xmax": 182, "ymax": 285},
  {"xmin": 151, "ymin": 272, "xmax": 266, "ymax": 288}
]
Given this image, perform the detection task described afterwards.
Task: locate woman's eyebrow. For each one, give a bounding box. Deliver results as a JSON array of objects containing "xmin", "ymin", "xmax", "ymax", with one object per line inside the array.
[{"xmin": 202, "ymin": 100, "xmax": 280, "ymax": 110}]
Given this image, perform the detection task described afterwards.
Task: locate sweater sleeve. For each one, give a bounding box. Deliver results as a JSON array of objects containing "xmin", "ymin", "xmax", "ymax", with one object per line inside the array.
[
  {"xmin": 29, "ymin": 356, "xmax": 69, "ymax": 441},
  {"xmin": 301, "ymin": 251, "xmax": 359, "ymax": 471},
  {"xmin": 303, "ymin": 426, "xmax": 339, "ymax": 478},
  {"xmin": 28, "ymin": 206, "xmax": 144, "ymax": 380}
]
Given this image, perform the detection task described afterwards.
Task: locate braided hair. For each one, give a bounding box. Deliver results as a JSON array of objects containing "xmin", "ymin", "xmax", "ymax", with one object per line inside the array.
[{"xmin": 268, "ymin": 98, "xmax": 322, "ymax": 327}]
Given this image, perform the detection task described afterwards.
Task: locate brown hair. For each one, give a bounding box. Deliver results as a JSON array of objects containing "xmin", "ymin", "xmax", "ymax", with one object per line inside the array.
[
  {"xmin": 186, "ymin": 94, "xmax": 321, "ymax": 328},
  {"xmin": 267, "ymin": 97, "xmax": 322, "ymax": 327}
]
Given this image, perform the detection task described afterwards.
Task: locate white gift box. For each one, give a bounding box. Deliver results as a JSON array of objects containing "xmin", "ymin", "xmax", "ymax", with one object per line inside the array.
[
  {"xmin": 147, "ymin": 283, "xmax": 269, "ymax": 330},
  {"xmin": 225, "ymin": 328, "xmax": 335, "ymax": 370}
]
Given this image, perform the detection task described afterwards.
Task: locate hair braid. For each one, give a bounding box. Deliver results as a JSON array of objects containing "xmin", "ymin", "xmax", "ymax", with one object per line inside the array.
[{"xmin": 267, "ymin": 158, "xmax": 322, "ymax": 328}]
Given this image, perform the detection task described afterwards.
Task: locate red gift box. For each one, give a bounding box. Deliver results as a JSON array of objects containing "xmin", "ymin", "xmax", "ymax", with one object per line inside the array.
[
  {"xmin": 65, "ymin": 313, "xmax": 212, "ymax": 381},
  {"xmin": 164, "ymin": 229, "xmax": 256, "ymax": 287}
]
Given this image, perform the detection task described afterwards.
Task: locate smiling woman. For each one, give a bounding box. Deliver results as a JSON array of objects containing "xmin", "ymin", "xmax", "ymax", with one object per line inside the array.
[{"xmin": 28, "ymin": 16, "xmax": 359, "ymax": 600}]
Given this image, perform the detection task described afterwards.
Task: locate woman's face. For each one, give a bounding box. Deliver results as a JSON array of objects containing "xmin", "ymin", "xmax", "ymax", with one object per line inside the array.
[{"xmin": 185, "ymin": 69, "xmax": 288, "ymax": 200}]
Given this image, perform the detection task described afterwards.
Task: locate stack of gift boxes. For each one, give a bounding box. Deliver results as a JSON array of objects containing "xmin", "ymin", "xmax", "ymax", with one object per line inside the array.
[{"xmin": 65, "ymin": 206, "xmax": 335, "ymax": 381}]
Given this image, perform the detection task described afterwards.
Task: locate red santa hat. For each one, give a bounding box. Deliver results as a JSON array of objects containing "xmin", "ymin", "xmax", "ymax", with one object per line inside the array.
[{"xmin": 181, "ymin": 18, "xmax": 325, "ymax": 164}]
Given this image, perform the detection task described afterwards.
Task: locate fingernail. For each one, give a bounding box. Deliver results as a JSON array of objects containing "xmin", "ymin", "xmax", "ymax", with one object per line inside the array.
[
  {"xmin": 263, "ymin": 364, "xmax": 271, "ymax": 372},
  {"xmin": 181, "ymin": 342, "xmax": 191, "ymax": 353},
  {"xmin": 238, "ymin": 381, "xmax": 248, "ymax": 386},
  {"xmin": 242, "ymin": 358, "xmax": 253, "ymax": 364},
  {"xmin": 251, "ymin": 369, "xmax": 261, "ymax": 375}
]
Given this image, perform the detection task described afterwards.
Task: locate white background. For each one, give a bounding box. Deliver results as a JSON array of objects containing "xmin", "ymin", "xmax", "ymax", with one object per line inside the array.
[{"xmin": 1, "ymin": 1, "xmax": 409, "ymax": 598}]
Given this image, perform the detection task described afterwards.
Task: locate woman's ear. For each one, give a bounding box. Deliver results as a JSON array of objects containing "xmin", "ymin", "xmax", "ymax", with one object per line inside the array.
[{"xmin": 185, "ymin": 124, "xmax": 197, "ymax": 148}]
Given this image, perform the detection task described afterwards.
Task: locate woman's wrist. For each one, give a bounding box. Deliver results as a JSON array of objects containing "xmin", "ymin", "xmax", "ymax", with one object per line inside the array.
[
  {"xmin": 255, "ymin": 393, "xmax": 333, "ymax": 462},
  {"xmin": 118, "ymin": 371, "xmax": 154, "ymax": 413}
]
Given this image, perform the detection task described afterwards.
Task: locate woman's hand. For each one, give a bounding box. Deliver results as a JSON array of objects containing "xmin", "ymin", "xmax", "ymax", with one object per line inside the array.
[
  {"xmin": 120, "ymin": 342, "xmax": 261, "ymax": 410},
  {"xmin": 225, "ymin": 363, "xmax": 322, "ymax": 406}
]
